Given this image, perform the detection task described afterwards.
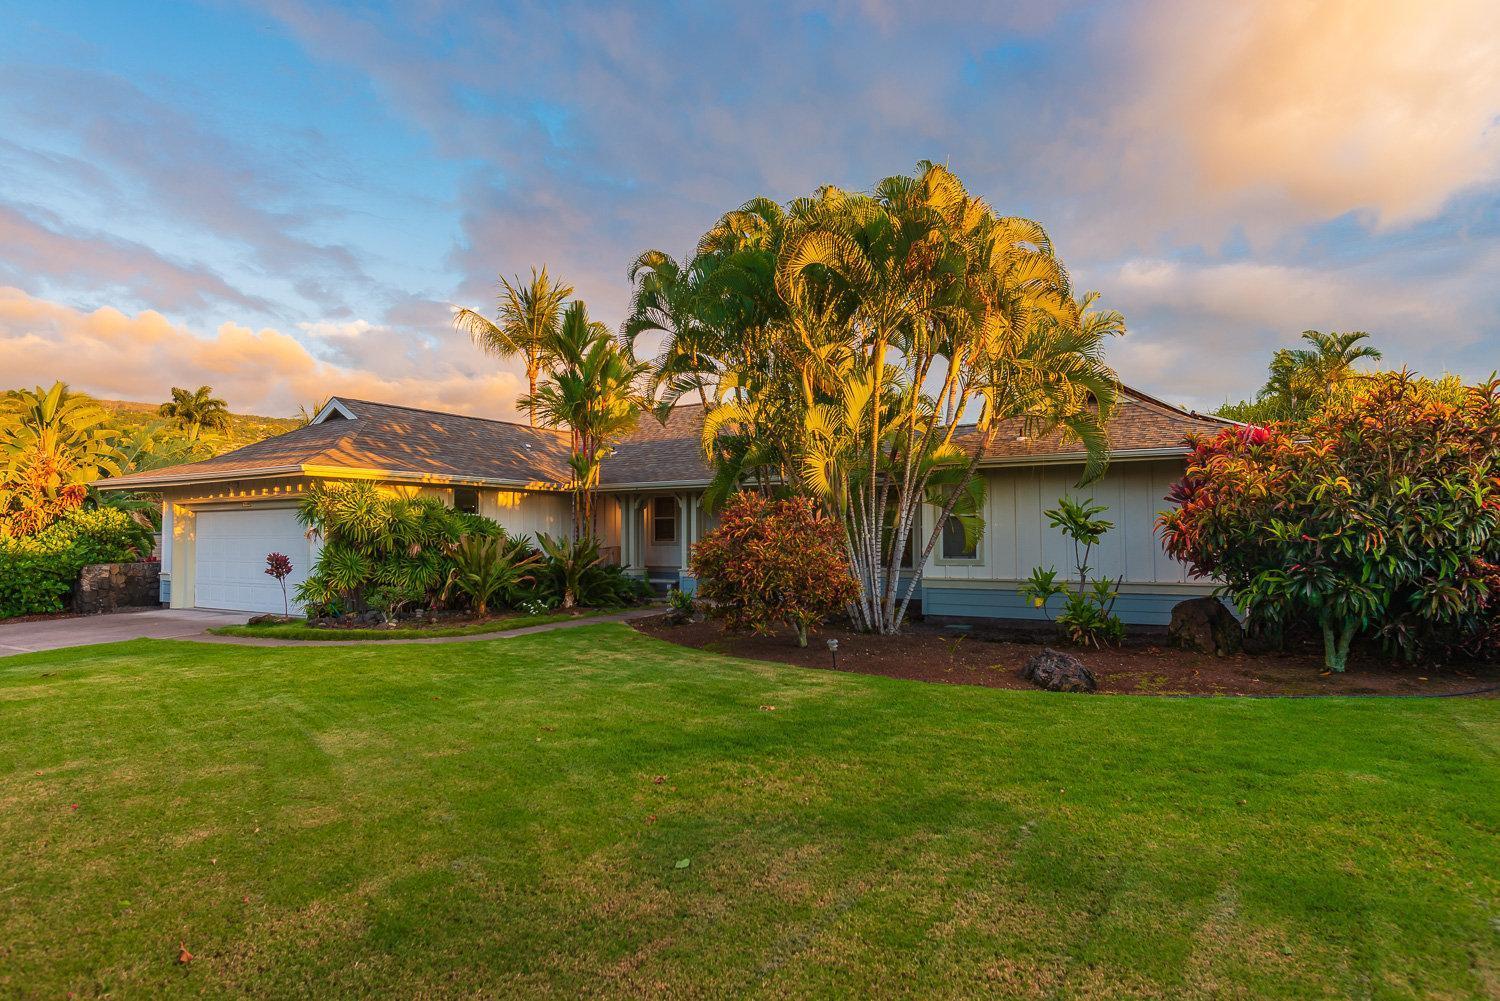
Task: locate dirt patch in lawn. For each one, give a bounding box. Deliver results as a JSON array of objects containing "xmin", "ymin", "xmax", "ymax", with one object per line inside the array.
[{"xmin": 632, "ymin": 616, "xmax": 1500, "ymax": 697}]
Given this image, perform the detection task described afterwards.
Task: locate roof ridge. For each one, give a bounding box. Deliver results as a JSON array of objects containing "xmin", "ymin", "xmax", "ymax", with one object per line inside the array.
[
  {"xmin": 332, "ymin": 397, "xmax": 572, "ymax": 437},
  {"xmin": 1118, "ymin": 385, "xmax": 1234, "ymax": 424}
]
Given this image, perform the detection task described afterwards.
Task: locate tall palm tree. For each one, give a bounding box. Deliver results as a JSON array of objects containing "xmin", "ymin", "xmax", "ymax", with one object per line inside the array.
[
  {"xmin": 158, "ymin": 385, "xmax": 230, "ymax": 436},
  {"xmin": 1, "ymin": 382, "xmax": 124, "ymax": 537},
  {"xmin": 520, "ymin": 301, "xmax": 651, "ymax": 538},
  {"xmin": 621, "ymin": 250, "xmax": 720, "ymax": 407},
  {"xmin": 683, "ymin": 162, "xmax": 1118, "ymax": 633},
  {"xmin": 453, "ymin": 266, "xmax": 574, "ymax": 425}
]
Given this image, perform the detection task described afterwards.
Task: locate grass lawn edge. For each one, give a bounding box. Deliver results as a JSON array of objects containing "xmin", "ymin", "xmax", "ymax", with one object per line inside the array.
[{"xmin": 206, "ymin": 607, "xmax": 630, "ymax": 641}]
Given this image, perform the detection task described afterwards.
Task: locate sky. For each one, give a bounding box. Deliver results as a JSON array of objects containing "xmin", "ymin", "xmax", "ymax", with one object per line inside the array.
[{"xmin": 2, "ymin": 0, "xmax": 1497, "ymax": 420}]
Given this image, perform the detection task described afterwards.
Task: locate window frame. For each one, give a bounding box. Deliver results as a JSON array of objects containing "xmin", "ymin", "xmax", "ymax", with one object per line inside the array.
[
  {"xmin": 452, "ymin": 487, "xmax": 481, "ymax": 515},
  {"xmin": 651, "ymin": 496, "xmax": 678, "ymax": 544},
  {"xmin": 934, "ymin": 511, "xmax": 983, "ymax": 565}
]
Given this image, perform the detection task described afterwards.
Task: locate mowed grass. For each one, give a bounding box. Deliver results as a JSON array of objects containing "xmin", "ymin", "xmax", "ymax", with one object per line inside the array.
[{"xmin": 1, "ymin": 626, "xmax": 1496, "ymax": 998}]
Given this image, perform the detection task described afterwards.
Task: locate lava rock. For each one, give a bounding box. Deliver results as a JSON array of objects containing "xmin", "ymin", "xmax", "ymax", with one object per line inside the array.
[
  {"xmin": 1020, "ymin": 648, "xmax": 1098, "ymax": 693},
  {"xmin": 246, "ymin": 613, "xmax": 295, "ymax": 625},
  {"xmin": 1168, "ymin": 597, "xmax": 1244, "ymax": 656}
]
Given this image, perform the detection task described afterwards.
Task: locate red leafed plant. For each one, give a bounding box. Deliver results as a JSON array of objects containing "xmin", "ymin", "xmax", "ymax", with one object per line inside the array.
[
  {"xmin": 690, "ymin": 493, "xmax": 859, "ymax": 647},
  {"xmin": 264, "ymin": 552, "xmax": 293, "ymax": 617},
  {"xmin": 1159, "ymin": 372, "xmax": 1500, "ymax": 671}
]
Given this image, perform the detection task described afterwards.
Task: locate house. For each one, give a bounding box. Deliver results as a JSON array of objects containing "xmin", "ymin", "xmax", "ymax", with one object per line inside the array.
[{"xmin": 96, "ymin": 391, "xmax": 1235, "ymax": 622}]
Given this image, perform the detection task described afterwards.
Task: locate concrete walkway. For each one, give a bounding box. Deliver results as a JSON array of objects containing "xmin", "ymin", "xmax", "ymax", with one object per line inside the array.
[
  {"xmin": 188, "ymin": 607, "xmax": 663, "ymax": 647},
  {"xmin": 0, "ymin": 608, "xmax": 249, "ymax": 655}
]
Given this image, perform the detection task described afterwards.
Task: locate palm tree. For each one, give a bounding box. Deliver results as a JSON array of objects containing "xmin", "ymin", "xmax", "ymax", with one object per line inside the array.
[
  {"xmin": 520, "ymin": 301, "xmax": 651, "ymax": 538},
  {"xmin": 1258, "ymin": 330, "xmax": 1382, "ymax": 421},
  {"xmin": 453, "ymin": 266, "xmax": 574, "ymax": 425},
  {"xmin": 1, "ymin": 382, "xmax": 124, "ymax": 537},
  {"xmin": 622, "ymin": 250, "xmax": 730, "ymax": 407},
  {"xmin": 158, "ymin": 386, "xmax": 230, "ymax": 436},
  {"xmin": 680, "ymin": 162, "xmax": 1118, "ymax": 634}
]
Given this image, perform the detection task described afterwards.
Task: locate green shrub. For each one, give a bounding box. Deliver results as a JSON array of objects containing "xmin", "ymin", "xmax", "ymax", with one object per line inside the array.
[
  {"xmin": 510, "ymin": 541, "xmax": 651, "ymax": 610},
  {"xmin": 1018, "ymin": 496, "xmax": 1125, "ymax": 647},
  {"xmin": 691, "ymin": 493, "xmax": 859, "ymax": 647},
  {"xmin": 443, "ymin": 535, "xmax": 540, "ymax": 616},
  {"xmin": 0, "ymin": 507, "xmax": 154, "ymax": 618},
  {"xmin": 1160, "ymin": 373, "xmax": 1500, "ymax": 671},
  {"xmin": 295, "ymin": 482, "xmax": 503, "ymax": 616}
]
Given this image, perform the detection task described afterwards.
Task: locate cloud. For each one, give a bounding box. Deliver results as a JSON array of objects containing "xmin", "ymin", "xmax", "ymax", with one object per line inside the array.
[
  {"xmin": 0, "ymin": 202, "xmax": 270, "ymax": 314},
  {"xmin": 1127, "ymin": 0, "xmax": 1500, "ymax": 229},
  {"xmin": 0, "ymin": 287, "xmax": 525, "ymax": 420},
  {"xmin": 1094, "ymin": 248, "xmax": 1500, "ymax": 409},
  {"xmin": 296, "ymin": 319, "xmax": 374, "ymax": 339},
  {"xmin": 0, "ymin": 65, "xmax": 377, "ymax": 316}
]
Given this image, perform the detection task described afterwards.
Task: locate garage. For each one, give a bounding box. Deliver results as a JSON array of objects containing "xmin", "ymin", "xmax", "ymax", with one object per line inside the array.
[{"xmin": 193, "ymin": 507, "xmax": 313, "ymax": 613}]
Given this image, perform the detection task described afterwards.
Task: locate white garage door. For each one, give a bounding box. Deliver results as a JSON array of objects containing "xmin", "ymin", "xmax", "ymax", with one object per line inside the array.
[{"xmin": 195, "ymin": 507, "xmax": 312, "ymax": 613}]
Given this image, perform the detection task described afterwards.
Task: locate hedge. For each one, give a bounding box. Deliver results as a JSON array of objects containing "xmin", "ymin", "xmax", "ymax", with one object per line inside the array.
[{"xmin": 0, "ymin": 508, "xmax": 155, "ymax": 619}]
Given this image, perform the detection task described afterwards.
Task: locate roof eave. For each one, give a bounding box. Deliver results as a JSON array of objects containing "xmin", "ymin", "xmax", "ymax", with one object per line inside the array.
[
  {"xmin": 96, "ymin": 463, "xmax": 568, "ymax": 492},
  {"xmin": 977, "ymin": 446, "xmax": 1189, "ymax": 469}
]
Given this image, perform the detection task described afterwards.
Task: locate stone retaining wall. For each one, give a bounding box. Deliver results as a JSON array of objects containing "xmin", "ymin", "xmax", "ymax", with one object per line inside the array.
[{"xmin": 74, "ymin": 561, "xmax": 162, "ymax": 615}]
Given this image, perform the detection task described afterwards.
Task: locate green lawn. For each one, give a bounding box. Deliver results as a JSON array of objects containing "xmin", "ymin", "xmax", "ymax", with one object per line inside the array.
[
  {"xmin": 2, "ymin": 626, "xmax": 1496, "ymax": 998},
  {"xmin": 207, "ymin": 608, "xmax": 616, "ymax": 641}
]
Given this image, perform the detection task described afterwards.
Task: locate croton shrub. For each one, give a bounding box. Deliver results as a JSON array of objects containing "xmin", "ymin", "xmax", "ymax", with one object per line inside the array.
[
  {"xmin": 691, "ymin": 493, "xmax": 859, "ymax": 647},
  {"xmin": 1159, "ymin": 373, "xmax": 1500, "ymax": 671}
]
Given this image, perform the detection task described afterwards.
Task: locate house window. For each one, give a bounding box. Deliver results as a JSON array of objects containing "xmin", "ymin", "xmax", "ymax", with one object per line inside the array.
[
  {"xmin": 651, "ymin": 497, "xmax": 677, "ymax": 544},
  {"xmin": 941, "ymin": 516, "xmax": 980, "ymax": 561},
  {"xmin": 453, "ymin": 487, "xmax": 480, "ymax": 514}
]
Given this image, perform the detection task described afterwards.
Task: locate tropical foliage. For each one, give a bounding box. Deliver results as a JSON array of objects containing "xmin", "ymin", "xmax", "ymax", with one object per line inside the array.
[
  {"xmin": 295, "ymin": 481, "xmax": 500, "ymax": 616},
  {"xmin": 525, "ymin": 533, "xmax": 649, "ymax": 610},
  {"xmin": 293, "ymin": 481, "xmax": 648, "ymax": 619},
  {"xmin": 626, "ymin": 162, "xmax": 1121, "ymax": 633},
  {"xmin": 1, "ymin": 382, "xmax": 125, "ymax": 538},
  {"xmin": 157, "ymin": 385, "xmax": 231, "ymax": 435},
  {"xmin": 0, "ymin": 507, "xmax": 153, "ymax": 618},
  {"xmin": 1216, "ymin": 330, "xmax": 1383, "ymax": 424},
  {"xmin": 691, "ymin": 493, "xmax": 860, "ymax": 647},
  {"xmin": 520, "ymin": 302, "xmax": 650, "ymax": 538},
  {"xmin": 454, "ymin": 267, "xmax": 574, "ymax": 427},
  {"xmin": 443, "ymin": 534, "xmax": 540, "ymax": 616},
  {"xmin": 264, "ymin": 552, "xmax": 294, "ymax": 618},
  {"xmin": 1160, "ymin": 372, "xmax": 1500, "ymax": 671},
  {"xmin": 1018, "ymin": 496, "xmax": 1125, "ymax": 647}
]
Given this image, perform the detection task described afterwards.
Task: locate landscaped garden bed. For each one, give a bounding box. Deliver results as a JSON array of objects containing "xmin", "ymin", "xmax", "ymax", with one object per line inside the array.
[
  {"xmin": 210, "ymin": 607, "xmax": 623, "ymax": 641},
  {"xmin": 634, "ymin": 615, "xmax": 1500, "ymax": 696}
]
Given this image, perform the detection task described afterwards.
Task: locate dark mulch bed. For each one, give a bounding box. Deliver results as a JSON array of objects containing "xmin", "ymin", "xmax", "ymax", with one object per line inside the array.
[{"xmin": 632, "ymin": 616, "xmax": 1500, "ymax": 697}]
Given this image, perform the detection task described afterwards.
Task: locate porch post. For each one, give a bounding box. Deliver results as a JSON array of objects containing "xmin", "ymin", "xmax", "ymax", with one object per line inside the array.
[
  {"xmin": 627, "ymin": 496, "xmax": 645, "ymax": 573},
  {"xmin": 677, "ymin": 493, "xmax": 689, "ymax": 573}
]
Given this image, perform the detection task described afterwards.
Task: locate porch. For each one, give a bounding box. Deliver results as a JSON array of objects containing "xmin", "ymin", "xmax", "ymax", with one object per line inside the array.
[{"xmin": 607, "ymin": 491, "xmax": 714, "ymax": 594}]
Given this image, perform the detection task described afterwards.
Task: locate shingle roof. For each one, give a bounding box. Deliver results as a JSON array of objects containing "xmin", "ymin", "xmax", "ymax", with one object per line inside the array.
[
  {"xmin": 600, "ymin": 404, "xmax": 713, "ymax": 486},
  {"xmin": 958, "ymin": 387, "xmax": 1236, "ymax": 462},
  {"xmin": 98, "ymin": 388, "xmax": 1233, "ymax": 491},
  {"xmin": 98, "ymin": 398, "xmax": 574, "ymax": 489}
]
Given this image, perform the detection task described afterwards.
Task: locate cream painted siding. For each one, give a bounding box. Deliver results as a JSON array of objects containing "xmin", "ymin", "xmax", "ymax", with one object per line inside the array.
[
  {"xmin": 480, "ymin": 489, "xmax": 571, "ymax": 540},
  {"xmin": 922, "ymin": 458, "xmax": 1198, "ymax": 585}
]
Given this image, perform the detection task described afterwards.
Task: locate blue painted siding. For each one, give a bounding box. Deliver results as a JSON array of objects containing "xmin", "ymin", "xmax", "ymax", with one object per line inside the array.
[
  {"xmin": 921, "ymin": 584, "xmax": 1225, "ymax": 626},
  {"xmin": 160, "ymin": 576, "xmax": 172, "ymax": 605},
  {"xmin": 676, "ymin": 573, "xmax": 698, "ymax": 595}
]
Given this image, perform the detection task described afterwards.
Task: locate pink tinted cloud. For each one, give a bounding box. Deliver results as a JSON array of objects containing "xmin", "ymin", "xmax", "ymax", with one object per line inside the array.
[
  {"xmin": 0, "ymin": 203, "xmax": 270, "ymax": 314},
  {"xmin": 0, "ymin": 287, "xmax": 525, "ymax": 420},
  {"xmin": 1127, "ymin": 0, "xmax": 1500, "ymax": 229}
]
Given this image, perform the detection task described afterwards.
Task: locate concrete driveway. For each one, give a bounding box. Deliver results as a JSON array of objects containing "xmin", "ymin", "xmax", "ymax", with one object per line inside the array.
[{"xmin": 0, "ymin": 608, "xmax": 249, "ymax": 655}]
